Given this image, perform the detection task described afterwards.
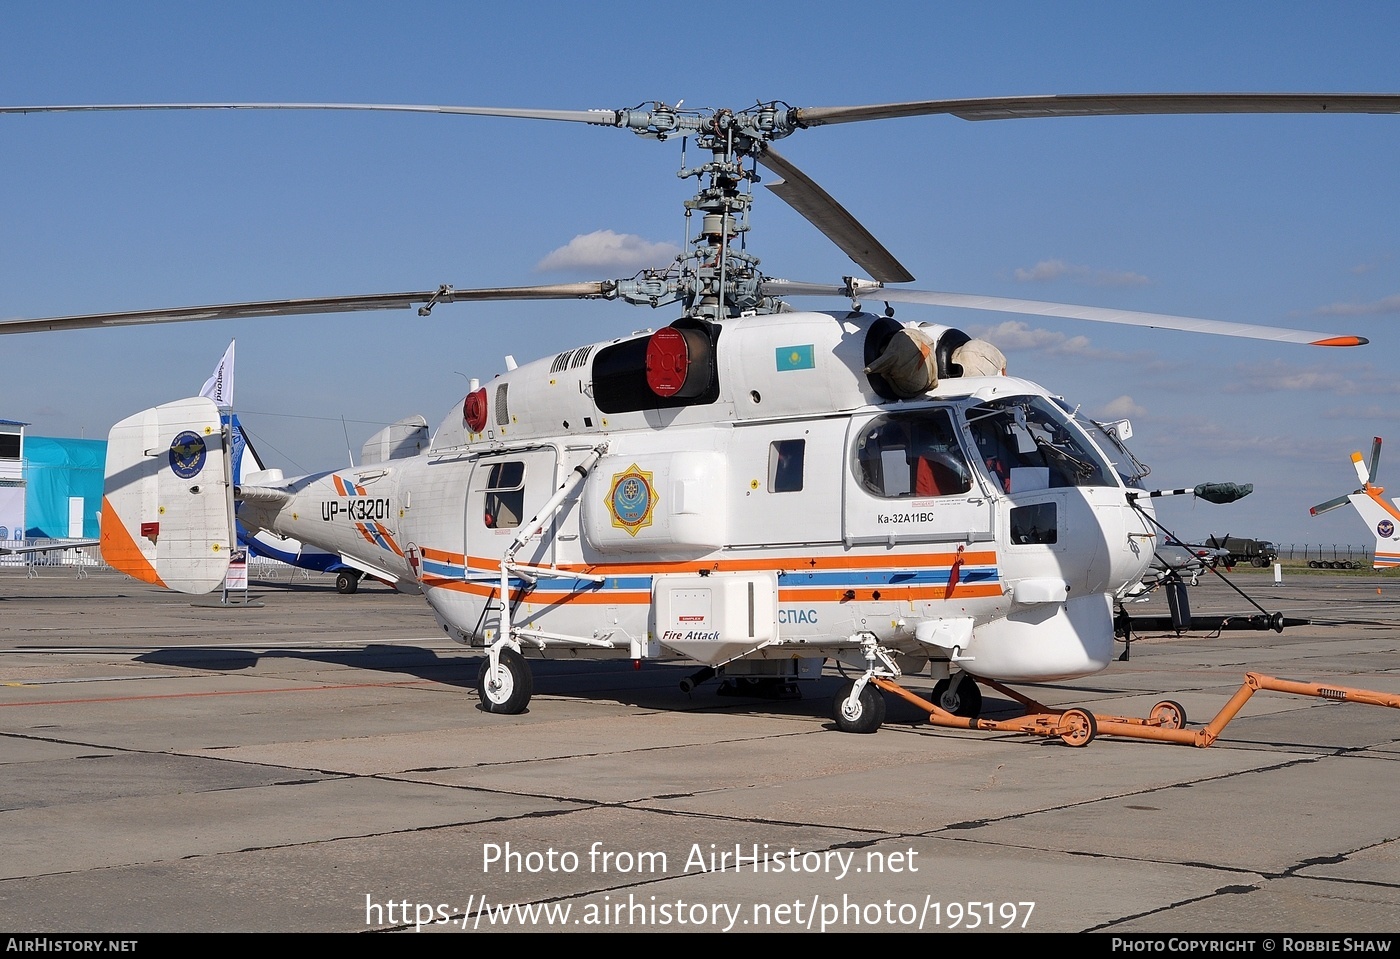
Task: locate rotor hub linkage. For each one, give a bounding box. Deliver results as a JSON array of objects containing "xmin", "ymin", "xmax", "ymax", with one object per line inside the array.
[
  {"xmin": 613, "ymin": 102, "xmax": 800, "ymax": 146},
  {"xmin": 603, "ymin": 102, "xmax": 809, "ymax": 321}
]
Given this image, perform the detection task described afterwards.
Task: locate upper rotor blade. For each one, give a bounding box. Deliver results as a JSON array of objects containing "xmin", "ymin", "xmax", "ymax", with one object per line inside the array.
[
  {"xmin": 0, "ymin": 283, "xmax": 617, "ymax": 335},
  {"xmin": 793, "ymin": 93, "xmax": 1400, "ymax": 127},
  {"xmin": 756, "ymin": 147, "xmax": 914, "ymax": 283},
  {"xmin": 763, "ymin": 281, "xmax": 1368, "ymax": 348},
  {"xmin": 1369, "ymin": 437, "xmax": 1383, "ymax": 485},
  {"xmin": 0, "ymin": 102, "xmax": 618, "ymax": 124}
]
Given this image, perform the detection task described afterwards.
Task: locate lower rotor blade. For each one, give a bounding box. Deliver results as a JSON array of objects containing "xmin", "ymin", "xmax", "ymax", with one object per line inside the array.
[
  {"xmin": 770, "ymin": 281, "xmax": 1368, "ymax": 348},
  {"xmin": 0, "ymin": 282, "xmax": 617, "ymax": 335},
  {"xmin": 757, "ymin": 148, "xmax": 914, "ymax": 283}
]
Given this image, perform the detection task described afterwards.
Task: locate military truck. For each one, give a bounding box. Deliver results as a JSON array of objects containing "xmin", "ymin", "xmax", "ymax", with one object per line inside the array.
[{"xmin": 1206, "ymin": 535, "xmax": 1279, "ymax": 568}]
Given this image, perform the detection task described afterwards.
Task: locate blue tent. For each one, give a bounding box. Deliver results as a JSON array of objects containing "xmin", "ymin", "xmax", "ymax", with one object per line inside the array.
[{"xmin": 24, "ymin": 437, "xmax": 105, "ymax": 538}]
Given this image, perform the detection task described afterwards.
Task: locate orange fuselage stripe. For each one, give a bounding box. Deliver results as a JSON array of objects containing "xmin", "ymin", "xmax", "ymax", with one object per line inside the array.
[
  {"xmin": 419, "ymin": 576, "xmax": 1004, "ymax": 603},
  {"xmin": 418, "ymin": 547, "xmax": 997, "ymax": 575}
]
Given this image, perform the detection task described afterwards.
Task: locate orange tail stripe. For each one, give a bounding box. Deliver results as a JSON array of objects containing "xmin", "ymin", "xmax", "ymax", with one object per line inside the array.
[{"xmin": 99, "ymin": 495, "xmax": 164, "ymax": 587}]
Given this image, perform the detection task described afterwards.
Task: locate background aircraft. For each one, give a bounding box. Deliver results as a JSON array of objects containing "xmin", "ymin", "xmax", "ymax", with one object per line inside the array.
[
  {"xmin": 200, "ymin": 340, "xmax": 407, "ymax": 594},
  {"xmin": 1311, "ymin": 437, "xmax": 1400, "ymax": 568}
]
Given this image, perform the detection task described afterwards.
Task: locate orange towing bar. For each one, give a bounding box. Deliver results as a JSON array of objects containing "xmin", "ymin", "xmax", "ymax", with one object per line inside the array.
[{"xmin": 872, "ymin": 672, "xmax": 1400, "ymax": 748}]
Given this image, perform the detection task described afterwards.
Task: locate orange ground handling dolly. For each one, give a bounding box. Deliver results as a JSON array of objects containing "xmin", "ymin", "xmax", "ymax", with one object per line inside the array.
[{"xmin": 872, "ymin": 673, "xmax": 1400, "ymax": 747}]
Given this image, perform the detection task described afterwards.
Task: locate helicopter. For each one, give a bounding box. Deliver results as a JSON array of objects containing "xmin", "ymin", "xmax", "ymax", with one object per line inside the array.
[
  {"xmin": 0, "ymin": 94, "xmax": 1392, "ymax": 743},
  {"xmin": 1311, "ymin": 437, "xmax": 1400, "ymax": 568}
]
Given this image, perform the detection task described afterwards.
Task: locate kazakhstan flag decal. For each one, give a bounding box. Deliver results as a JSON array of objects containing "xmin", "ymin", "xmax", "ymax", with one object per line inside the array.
[{"xmin": 776, "ymin": 344, "xmax": 815, "ymax": 371}]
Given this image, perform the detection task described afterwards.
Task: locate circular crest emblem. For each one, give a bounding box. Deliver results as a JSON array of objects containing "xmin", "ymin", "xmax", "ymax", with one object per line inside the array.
[
  {"xmin": 169, "ymin": 431, "xmax": 208, "ymax": 479},
  {"xmin": 606, "ymin": 465, "xmax": 656, "ymax": 537},
  {"xmin": 1378, "ymin": 520, "xmax": 1394, "ymax": 538}
]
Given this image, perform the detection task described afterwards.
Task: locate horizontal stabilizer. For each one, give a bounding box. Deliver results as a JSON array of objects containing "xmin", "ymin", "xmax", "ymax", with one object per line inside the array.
[{"xmin": 0, "ymin": 539, "xmax": 99, "ymax": 556}]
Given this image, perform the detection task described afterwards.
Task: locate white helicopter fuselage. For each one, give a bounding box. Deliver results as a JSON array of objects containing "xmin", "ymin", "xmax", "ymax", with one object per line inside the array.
[{"xmin": 237, "ymin": 309, "xmax": 1158, "ymax": 686}]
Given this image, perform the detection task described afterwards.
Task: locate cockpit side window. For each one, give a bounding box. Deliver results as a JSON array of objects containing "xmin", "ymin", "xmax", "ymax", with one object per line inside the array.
[
  {"xmin": 855, "ymin": 410, "xmax": 973, "ymax": 498},
  {"xmin": 1079, "ymin": 416, "xmax": 1149, "ymax": 489},
  {"xmin": 965, "ymin": 397, "xmax": 1114, "ymax": 491}
]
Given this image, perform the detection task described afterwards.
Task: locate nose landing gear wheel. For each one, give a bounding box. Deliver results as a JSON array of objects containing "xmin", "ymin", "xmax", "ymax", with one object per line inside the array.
[
  {"xmin": 1058, "ymin": 708, "xmax": 1097, "ymax": 747},
  {"xmin": 478, "ymin": 647, "xmax": 533, "ymax": 714},
  {"xmin": 931, "ymin": 676, "xmax": 983, "ymax": 718},
  {"xmin": 831, "ymin": 680, "xmax": 886, "ymax": 734}
]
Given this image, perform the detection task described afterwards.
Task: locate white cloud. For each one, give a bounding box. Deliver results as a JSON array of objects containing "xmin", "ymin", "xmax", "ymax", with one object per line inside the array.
[
  {"xmin": 535, "ymin": 230, "xmax": 681, "ymax": 273},
  {"xmin": 1097, "ymin": 395, "xmax": 1147, "ymax": 419},
  {"xmin": 1143, "ymin": 416, "xmax": 1320, "ymax": 460},
  {"xmin": 968, "ymin": 320, "xmax": 1146, "ymax": 362},
  {"xmin": 1222, "ymin": 359, "xmax": 1400, "ymax": 396},
  {"xmin": 1314, "ymin": 294, "xmax": 1400, "ymax": 316},
  {"xmin": 1349, "ymin": 253, "xmax": 1391, "ymax": 275},
  {"xmin": 1012, "ymin": 258, "xmax": 1149, "ymax": 287},
  {"xmin": 1322, "ymin": 404, "xmax": 1400, "ymax": 423}
]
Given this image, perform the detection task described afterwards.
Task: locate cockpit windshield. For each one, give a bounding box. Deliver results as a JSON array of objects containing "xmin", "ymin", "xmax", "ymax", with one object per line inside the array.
[
  {"xmin": 964, "ymin": 396, "xmax": 1118, "ymax": 492},
  {"xmin": 1074, "ymin": 414, "xmax": 1149, "ymax": 489}
]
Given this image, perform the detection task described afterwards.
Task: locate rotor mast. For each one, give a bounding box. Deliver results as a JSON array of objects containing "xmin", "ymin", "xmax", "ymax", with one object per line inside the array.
[{"xmin": 616, "ymin": 102, "xmax": 799, "ymax": 321}]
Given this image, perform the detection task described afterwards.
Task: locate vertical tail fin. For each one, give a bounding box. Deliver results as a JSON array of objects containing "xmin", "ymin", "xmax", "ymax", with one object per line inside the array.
[
  {"xmin": 103, "ymin": 397, "xmax": 233, "ymax": 593},
  {"xmin": 1346, "ymin": 491, "xmax": 1400, "ymax": 569},
  {"xmin": 1312, "ymin": 438, "xmax": 1395, "ymax": 569}
]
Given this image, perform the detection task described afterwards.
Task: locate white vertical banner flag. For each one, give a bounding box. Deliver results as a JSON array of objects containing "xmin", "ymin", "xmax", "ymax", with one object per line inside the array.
[{"xmin": 200, "ymin": 340, "xmax": 236, "ymax": 409}]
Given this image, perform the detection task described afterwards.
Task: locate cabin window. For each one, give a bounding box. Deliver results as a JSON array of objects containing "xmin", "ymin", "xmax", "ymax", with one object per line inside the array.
[
  {"xmin": 0, "ymin": 433, "xmax": 19, "ymax": 460},
  {"xmin": 854, "ymin": 410, "xmax": 973, "ymax": 499},
  {"xmin": 768, "ymin": 439, "xmax": 805, "ymax": 492},
  {"xmin": 482, "ymin": 461, "xmax": 525, "ymax": 529}
]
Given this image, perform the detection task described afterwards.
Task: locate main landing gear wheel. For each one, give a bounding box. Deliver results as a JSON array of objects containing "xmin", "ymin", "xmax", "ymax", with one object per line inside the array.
[
  {"xmin": 832, "ymin": 680, "xmax": 886, "ymax": 734},
  {"xmin": 1058, "ymin": 708, "xmax": 1097, "ymax": 747},
  {"xmin": 335, "ymin": 570, "xmax": 360, "ymax": 594},
  {"xmin": 1150, "ymin": 699, "xmax": 1188, "ymax": 730},
  {"xmin": 931, "ymin": 676, "xmax": 983, "ymax": 718},
  {"xmin": 478, "ymin": 647, "xmax": 533, "ymax": 714}
]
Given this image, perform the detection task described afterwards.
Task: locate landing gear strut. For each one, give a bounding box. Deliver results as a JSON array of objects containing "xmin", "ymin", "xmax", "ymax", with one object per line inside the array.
[
  {"xmin": 831, "ymin": 678, "xmax": 885, "ymax": 734},
  {"xmin": 931, "ymin": 673, "xmax": 983, "ymax": 718},
  {"xmin": 830, "ymin": 634, "xmax": 899, "ymax": 733},
  {"xmin": 477, "ymin": 646, "xmax": 533, "ymax": 714}
]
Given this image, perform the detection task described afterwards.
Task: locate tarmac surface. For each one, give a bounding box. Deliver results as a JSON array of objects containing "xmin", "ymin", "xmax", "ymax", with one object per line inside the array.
[{"xmin": 0, "ymin": 565, "xmax": 1397, "ymax": 934}]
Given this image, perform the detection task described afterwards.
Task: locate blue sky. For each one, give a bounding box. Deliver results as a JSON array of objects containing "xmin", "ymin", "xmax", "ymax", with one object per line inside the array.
[{"xmin": 2, "ymin": 1, "xmax": 1398, "ymax": 547}]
